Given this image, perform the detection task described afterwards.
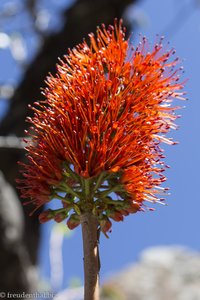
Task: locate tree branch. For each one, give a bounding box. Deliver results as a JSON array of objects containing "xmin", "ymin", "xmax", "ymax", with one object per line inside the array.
[{"xmin": 81, "ymin": 212, "xmax": 100, "ymax": 300}]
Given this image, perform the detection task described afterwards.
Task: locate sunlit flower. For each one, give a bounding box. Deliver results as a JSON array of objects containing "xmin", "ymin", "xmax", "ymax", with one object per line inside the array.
[{"xmin": 17, "ymin": 20, "xmax": 185, "ymax": 233}]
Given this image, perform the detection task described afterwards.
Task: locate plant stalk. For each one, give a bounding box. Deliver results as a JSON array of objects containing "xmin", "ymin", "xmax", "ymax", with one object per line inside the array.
[{"xmin": 81, "ymin": 212, "xmax": 100, "ymax": 300}]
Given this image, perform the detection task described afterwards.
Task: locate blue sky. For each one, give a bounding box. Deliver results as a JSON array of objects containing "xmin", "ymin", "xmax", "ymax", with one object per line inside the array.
[{"xmin": 1, "ymin": 0, "xmax": 200, "ymax": 292}]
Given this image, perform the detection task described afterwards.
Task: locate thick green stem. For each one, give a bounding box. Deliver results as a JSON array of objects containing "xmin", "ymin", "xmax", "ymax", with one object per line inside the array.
[
  {"xmin": 95, "ymin": 185, "xmax": 123, "ymax": 198},
  {"xmin": 81, "ymin": 212, "xmax": 100, "ymax": 300}
]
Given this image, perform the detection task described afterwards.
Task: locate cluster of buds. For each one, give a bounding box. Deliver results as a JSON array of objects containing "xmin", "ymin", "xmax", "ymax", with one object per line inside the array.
[{"xmin": 36, "ymin": 166, "xmax": 140, "ymax": 234}]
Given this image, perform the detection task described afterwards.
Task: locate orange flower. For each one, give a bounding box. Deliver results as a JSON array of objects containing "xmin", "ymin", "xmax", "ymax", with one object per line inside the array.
[{"xmin": 17, "ymin": 20, "xmax": 185, "ymax": 232}]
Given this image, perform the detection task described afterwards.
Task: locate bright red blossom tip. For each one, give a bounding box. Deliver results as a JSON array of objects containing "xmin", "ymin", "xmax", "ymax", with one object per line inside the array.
[{"xmin": 17, "ymin": 20, "xmax": 186, "ymax": 232}]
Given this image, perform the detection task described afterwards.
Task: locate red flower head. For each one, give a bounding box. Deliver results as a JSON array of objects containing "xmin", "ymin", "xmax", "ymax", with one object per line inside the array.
[{"xmin": 17, "ymin": 20, "xmax": 186, "ymax": 233}]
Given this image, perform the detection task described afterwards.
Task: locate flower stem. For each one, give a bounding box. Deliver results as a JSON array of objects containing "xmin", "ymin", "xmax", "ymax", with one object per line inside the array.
[{"xmin": 81, "ymin": 212, "xmax": 100, "ymax": 300}]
